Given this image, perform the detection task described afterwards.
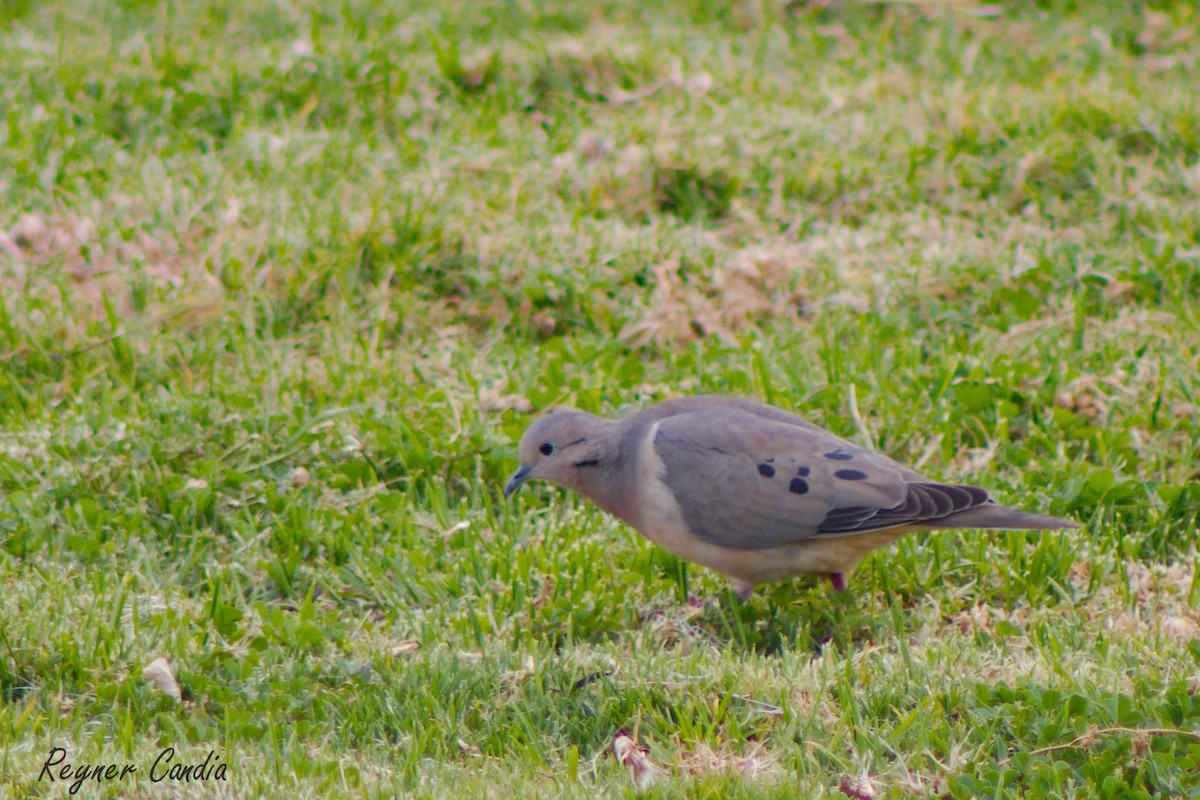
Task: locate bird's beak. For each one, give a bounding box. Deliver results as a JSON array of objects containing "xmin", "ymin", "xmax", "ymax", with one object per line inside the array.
[{"xmin": 504, "ymin": 465, "xmax": 533, "ymax": 498}]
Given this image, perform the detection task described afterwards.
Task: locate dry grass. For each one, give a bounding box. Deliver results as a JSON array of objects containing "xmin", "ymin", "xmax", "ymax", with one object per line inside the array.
[{"xmin": 2, "ymin": 1, "xmax": 1199, "ymax": 798}]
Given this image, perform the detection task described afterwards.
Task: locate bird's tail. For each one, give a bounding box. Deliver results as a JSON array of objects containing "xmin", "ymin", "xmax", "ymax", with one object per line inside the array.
[{"xmin": 924, "ymin": 503, "xmax": 1079, "ymax": 531}]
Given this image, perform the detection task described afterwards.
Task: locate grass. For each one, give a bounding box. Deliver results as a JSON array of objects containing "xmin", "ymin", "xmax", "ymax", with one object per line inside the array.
[{"xmin": 2, "ymin": 0, "xmax": 1199, "ymax": 796}]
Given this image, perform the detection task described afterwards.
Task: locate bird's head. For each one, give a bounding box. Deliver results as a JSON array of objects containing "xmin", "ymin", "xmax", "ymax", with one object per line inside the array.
[{"xmin": 504, "ymin": 409, "xmax": 605, "ymax": 497}]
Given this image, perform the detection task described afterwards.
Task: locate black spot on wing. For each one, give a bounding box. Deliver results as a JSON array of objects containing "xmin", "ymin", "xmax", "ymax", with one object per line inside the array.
[
  {"xmin": 789, "ymin": 477, "xmax": 809, "ymax": 495},
  {"xmin": 797, "ymin": 466, "xmax": 811, "ymax": 477},
  {"xmin": 824, "ymin": 450, "xmax": 853, "ymax": 461},
  {"xmin": 834, "ymin": 469, "xmax": 868, "ymax": 481},
  {"xmin": 757, "ymin": 463, "xmax": 775, "ymax": 478}
]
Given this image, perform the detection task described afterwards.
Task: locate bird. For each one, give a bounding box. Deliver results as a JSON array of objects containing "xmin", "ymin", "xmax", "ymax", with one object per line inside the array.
[{"xmin": 504, "ymin": 395, "xmax": 1078, "ymax": 598}]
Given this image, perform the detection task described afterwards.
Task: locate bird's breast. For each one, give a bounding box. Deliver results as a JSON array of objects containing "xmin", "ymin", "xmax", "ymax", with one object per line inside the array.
[{"xmin": 630, "ymin": 422, "xmax": 699, "ymax": 554}]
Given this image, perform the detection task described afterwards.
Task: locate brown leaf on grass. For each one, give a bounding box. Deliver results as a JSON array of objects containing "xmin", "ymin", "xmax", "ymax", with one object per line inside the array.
[
  {"xmin": 502, "ymin": 654, "xmax": 537, "ymax": 687},
  {"xmin": 839, "ymin": 774, "xmax": 876, "ymax": 800},
  {"xmin": 390, "ymin": 640, "xmax": 421, "ymax": 657},
  {"xmin": 953, "ymin": 603, "xmax": 991, "ymax": 635},
  {"xmin": 288, "ymin": 466, "xmax": 311, "ymax": 488},
  {"xmin": 612, "ymin": 732, "xmax": 660, "ymax": 789},
  {"xmin": 142, "ymin": 656, "xmax": 182, "ymax": 702}
]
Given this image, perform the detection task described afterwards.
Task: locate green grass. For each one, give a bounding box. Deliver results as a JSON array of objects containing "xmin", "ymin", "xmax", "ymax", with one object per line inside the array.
[{"xmin": 2, "ymin": 0, "xmax": 1200, "ymax": 796}]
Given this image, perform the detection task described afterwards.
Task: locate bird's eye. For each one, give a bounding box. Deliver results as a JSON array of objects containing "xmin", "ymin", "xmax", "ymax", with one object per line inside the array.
[{"xmin": 539, "ymin": 442, "xmax": 555, "ymax": 456}]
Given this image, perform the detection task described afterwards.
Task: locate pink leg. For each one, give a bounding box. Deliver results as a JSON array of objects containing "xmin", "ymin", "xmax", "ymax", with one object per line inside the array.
[
  {"xmin": 829, "ymin": 572, "xmax": 848, "ymax": 592},
  {"xmin": 735, "ymin": 582, "xmax": 756, "ymax": 601}
]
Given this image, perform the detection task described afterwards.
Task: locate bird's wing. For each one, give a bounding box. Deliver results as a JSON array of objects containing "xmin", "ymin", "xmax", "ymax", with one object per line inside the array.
[
  {"xmin": 651, "ymin": 410, "xmax": 990, "ymax": 549},
  {"xmin": 645, "ymin": 394, "xmax": 930, "ymax": 481}
]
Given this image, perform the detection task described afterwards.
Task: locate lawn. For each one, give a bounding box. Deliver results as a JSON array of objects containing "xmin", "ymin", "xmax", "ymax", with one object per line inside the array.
[{"xmin": 2, "ymin": 0, "xmax": 1199, "ymax": 797}]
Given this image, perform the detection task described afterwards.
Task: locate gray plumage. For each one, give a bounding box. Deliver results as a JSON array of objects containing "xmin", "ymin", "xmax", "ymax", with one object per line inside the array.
[{"xmin": 504, "ymin": 395, "xmax": 1078, "ymax": 596}]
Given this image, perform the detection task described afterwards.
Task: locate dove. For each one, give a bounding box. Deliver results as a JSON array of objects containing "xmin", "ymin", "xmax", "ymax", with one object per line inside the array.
[{"xmin": 504, "ymin": 395, "xmax": 1078, "ymax": 597}]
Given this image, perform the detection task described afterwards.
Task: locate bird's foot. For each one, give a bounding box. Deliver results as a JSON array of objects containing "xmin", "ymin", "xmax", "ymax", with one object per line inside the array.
[
  {"xmin": 735, "ymin": 583, "xmax": 756, "ymax": 601},
  {"xmin": 829, "ymin": 572, "xmax": 849, "ymax": 592}
]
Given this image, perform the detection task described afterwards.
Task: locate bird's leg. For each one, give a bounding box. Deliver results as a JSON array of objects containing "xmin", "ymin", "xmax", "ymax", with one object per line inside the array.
[
  {"xmin": 829, "ymin": 572, "xmax": 848, "ymax": 592},
  {"xmin": 734, "ymin": 582, "xmax": 756, "ymax": 601}
]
